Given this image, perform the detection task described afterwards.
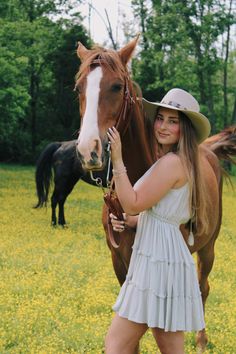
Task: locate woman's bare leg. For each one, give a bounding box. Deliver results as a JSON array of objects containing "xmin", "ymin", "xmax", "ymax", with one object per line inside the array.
[
  {"xmin": 151, "ymin": 328, "xmax": 184, "ymax": 354},
  {"xmin": 105, "ymin": 314, "xmax": 148, "ymax": 354}
]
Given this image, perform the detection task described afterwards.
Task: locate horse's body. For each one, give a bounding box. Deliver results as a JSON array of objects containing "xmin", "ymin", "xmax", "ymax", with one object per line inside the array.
[
  {"xmin": 75, "ymin": 37, "xmax": 236, "ymax": 351},
  {"xmin": 35, "ymin": 140, "xmax": 111, "ymax": 225}
]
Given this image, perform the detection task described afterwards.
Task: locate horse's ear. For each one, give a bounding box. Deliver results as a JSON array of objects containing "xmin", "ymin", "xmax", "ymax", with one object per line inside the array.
[
  {"xmin": 118, "ymin": 34, "xmax": 140, "ymax": 65},
  {"xmin": 77, "ymin": 42, "xmax": 90, "ymax": 62}
]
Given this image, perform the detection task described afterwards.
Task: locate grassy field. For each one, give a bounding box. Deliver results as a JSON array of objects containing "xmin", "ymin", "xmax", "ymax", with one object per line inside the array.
[{"xmin": 0, "ymin": 164, "xmax": 235, "ymax": 353}]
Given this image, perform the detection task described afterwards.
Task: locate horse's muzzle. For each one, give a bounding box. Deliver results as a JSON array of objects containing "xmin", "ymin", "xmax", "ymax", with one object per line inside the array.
[
  {"xmin": 76, "ymin": 138, "xmax": 110, "ymax": 171},
  {"xmin": 76, "ymin": 148, "xmax": 106, "ymax": 171}
]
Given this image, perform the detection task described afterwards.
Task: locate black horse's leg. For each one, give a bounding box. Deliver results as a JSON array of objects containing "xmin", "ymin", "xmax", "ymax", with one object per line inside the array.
[
  {"xmin": 52, "ymin": 183, "xmax": 66, "ymax": 226},
  {"xmin": 51, "ymin": 191, "xmax": 58, "ymax": 226},
  {"xmin": 57, "ymin": 177, "xmax": 80, "ymax": 226},
  {"xmin": 58, "ymin": 196, "xmax": 66, "ymax": 226}
]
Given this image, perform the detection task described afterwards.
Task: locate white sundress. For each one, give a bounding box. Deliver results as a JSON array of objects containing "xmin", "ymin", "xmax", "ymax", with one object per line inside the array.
[{"xmin": 113, "ymin": 162, "xmax": 205, "ymax": 332}]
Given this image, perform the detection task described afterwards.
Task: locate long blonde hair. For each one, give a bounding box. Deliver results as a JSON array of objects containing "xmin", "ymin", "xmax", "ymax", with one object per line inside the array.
[
  {"xmin": 153, "ymin": 111, "xmax": 209, "ymax": 236},
  {"xmin": 178, "ymin": 112, "xmax": 209, "ymax": 236}
]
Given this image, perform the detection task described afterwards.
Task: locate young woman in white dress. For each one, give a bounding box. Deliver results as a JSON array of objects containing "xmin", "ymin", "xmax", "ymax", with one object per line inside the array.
[{"xmin": 105, "ymin": 88, "xmax": 211, "ymax": 354}]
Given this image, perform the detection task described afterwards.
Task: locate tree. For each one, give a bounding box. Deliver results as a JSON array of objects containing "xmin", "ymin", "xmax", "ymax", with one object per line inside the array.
[
  {"xmin": 222, "ymin": 0, "xmax": 235, "ymax": 127},
  {"xmin": 0, "ymin": 0, "xmax": 90, "ymax": 162},
  {"xmin": 130, "ymin": 0, "xmax": 236, "ymax": 132},
  {"xmin": 39, "ymin": 22, "xmax": 91, "ymax": 143},
  {"xmin": 132, "ymin": 1, "xmax": 197, "ymax": 100},
  {"xmin": 0, "ymin": 42, "xmax": 30, "ymax": 160}
]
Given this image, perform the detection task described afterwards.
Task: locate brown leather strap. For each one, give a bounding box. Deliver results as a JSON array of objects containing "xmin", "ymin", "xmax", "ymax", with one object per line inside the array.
[
  {"xmin": 107, "ymin": 210, "xmax": 121, "ymax": 248},
  {"xmin": 115, "ymin": 79, "xmax": 134, "ymax": 136}
]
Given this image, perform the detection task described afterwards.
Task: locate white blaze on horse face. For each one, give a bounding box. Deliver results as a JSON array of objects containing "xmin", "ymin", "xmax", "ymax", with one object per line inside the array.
[{"xmin": 77, "ymin": 66, "xmax": 103, "ymax": 168}]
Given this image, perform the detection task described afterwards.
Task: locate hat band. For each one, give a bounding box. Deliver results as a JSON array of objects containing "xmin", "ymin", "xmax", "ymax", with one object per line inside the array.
[{"xmin": 161, "ymin": 100, "xmax": 187, "ymax": 111}]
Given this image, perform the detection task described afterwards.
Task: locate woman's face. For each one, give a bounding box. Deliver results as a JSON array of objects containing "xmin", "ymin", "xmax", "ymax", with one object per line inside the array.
[{"xmin": 154, "ymin": 107, "xmax": 180, "ymax": 150}]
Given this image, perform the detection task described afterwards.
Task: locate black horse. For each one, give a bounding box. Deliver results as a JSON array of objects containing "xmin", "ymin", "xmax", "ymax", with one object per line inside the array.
[{"xmin": 35, "ymin": 140, "xmax": 111, "ymax": 225}]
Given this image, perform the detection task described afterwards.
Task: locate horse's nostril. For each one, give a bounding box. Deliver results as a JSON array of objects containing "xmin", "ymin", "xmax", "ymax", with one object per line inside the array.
[{"xmin": 91, "ymin": 151, "xmax": 98, "ymax": 161}]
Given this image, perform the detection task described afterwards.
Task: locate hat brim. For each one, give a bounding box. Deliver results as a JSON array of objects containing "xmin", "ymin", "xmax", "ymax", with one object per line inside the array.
[{"xmin": 142, "ymin": 98, "xmax": 211, "ymax": 144}]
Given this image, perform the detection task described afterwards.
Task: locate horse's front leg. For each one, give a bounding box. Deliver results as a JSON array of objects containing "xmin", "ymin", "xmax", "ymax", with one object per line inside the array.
[
  {"xmin": 58, "ymin": 199, "xmax": 66, "ymax": 226},
  {"xmin": 51, "ymin": 191, "xmax": 57, "ymax": 226},
  {"xmin": 196, "ymin": 238, "xmax": 216, "ymax": 352}
]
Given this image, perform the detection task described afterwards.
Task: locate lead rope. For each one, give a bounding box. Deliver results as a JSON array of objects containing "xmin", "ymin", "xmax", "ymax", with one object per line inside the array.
[{"xmin": 106, "ymin": 142, "xmax": 112, "ymax": 189}]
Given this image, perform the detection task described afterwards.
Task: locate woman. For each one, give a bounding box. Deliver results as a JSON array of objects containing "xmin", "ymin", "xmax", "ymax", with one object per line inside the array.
[{"xmin": 105, "ymin": 88, "xmax": 211, "ymax": 354}]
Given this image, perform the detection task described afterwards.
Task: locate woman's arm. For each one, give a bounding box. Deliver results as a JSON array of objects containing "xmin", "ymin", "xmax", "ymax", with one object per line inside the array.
[{"xmin": 107, "ymin": 127, "xmax": 185, "ymax": 215}]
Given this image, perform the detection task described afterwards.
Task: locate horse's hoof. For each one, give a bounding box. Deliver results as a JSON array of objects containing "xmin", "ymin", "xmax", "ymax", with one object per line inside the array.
[{"xmin": 61, "ymin": 224, "xmax": 69, "ymax": 229}]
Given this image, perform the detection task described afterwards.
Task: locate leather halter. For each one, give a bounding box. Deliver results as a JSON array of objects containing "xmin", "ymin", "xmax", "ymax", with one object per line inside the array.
[{"xmin": 115, "ymin": 78, "xmax": 135, "ymax": 136}]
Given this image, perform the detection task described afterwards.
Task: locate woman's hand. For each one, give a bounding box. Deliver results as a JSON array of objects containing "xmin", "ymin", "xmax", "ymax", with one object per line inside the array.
[
  {"xmin": 110, "ymin": 213, "xmax": 125, "ymax": 232},
  {"xmin": 110, "ymin": 213, "xmax": 139, "ymax": 232},
  {"xmin": 107, "ymin": 127, "xmax": 123, "ymax": 166}
]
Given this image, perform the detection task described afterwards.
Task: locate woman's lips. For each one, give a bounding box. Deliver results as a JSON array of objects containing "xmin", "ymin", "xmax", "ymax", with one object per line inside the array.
[{"xmin": 158, "ymin": 132, "xmax": 170, "ymax": 137}]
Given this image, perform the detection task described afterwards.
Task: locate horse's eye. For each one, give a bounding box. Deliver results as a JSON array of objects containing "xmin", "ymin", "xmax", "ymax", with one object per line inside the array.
[{"xmin": 111, "ymin": 83, "xmax": 123, "ymax": 92}]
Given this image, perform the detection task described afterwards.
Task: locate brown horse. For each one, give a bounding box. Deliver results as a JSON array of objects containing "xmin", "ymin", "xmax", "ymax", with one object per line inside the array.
[{"xmin": 75, "ymin": 36, "xmax": 236, "ymax": 352}]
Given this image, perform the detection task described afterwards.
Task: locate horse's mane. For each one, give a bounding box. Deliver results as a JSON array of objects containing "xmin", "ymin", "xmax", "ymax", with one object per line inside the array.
[{"xmin": 76, "ymin": 45, "xmax": 155, "ymax": 171}]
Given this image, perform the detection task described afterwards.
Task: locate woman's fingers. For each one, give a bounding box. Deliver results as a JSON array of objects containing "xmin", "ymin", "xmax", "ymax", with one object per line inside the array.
[
  {"xmin": 113, "ymin": 224, "xmax": 125, "ymax": 232},
  {"xmin": 107, "ymin": 126, "xmax": 123, "ymax": 163},
  {"xmin": 108, "ymin": 126, "xmax": 119, "ymax": 136},
  {"xmin": 107, "ymin": 127, "xmax": 120, "ymax": 144},
  {"xmin": 112, "ymin": 219, "xmax": 125, "ymax": 229},
  {"xmin": 109, "ymin": 213, "xmax": 117, "ymax": 220},
  {"xmin": 110, "ymin": 212, "xmax": 125, "ymax": 232}
]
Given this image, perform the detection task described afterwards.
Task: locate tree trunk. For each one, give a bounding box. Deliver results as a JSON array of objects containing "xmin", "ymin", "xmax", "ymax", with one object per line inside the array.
[
  {"xmin": 232, "ymin": 94, "xmax": 236, "ymax": 125},
  {"xmin": 206, "ymin": 75, "xmax": 216, "ymax": 132},
  {"xmin": 139, "ymin": 0, "xmax": 148, "ymax": 50},
  {"xmin": 223, "ymin": 0, "xmax": 233, "ymax": 127},
  {"xmin": 29, "ymin": 59, "xmax": 39, "ymax": 153}
]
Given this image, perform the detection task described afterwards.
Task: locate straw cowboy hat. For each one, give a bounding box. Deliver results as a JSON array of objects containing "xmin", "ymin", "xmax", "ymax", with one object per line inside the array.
[{"xmin": 142, "ymin": 88, "xmax": 211, "ymax": 143}]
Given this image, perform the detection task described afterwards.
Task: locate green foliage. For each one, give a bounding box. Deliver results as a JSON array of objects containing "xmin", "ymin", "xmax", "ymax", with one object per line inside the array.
[
  {"xmin": 0, "ymin": 0, "xmax": 235, "ymax": 163},
  {"xmin": 0, "ymin": 0, "xmax": 90, "ymax": 163},
  {"xmin": 131, "ymin": 0, "xmax": 236, "ymax": 131},
  {"xmin": 0, "ymin": 30, "xmax": 30, "ymax": 160}
]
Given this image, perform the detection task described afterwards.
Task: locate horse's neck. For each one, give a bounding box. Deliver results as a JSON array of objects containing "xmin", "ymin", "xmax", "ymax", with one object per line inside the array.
[{"xmin": 121, "ymin": 106, "xmax": 153, "ymax": 185}]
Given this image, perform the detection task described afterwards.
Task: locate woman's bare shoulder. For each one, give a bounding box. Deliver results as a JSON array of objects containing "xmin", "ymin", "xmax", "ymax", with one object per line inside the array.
[
  {"xmin": 158, "ymin": 152, "xmax": 182, "ymax": 168},
  {"xmin": 155, "ymin": 153, "xmax": 186, "ymax": 183}
]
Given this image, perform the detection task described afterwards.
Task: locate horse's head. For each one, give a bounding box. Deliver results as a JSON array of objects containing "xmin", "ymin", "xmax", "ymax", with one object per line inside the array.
[{"xmin": 75, "ymin": 36, "xmax": 139, "ymax": 171}]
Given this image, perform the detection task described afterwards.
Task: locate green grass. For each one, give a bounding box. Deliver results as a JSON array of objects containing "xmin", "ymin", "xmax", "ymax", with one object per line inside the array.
[{"xmin": 0, "ymin": 164, "xmax": 235, "ymax": 353}]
